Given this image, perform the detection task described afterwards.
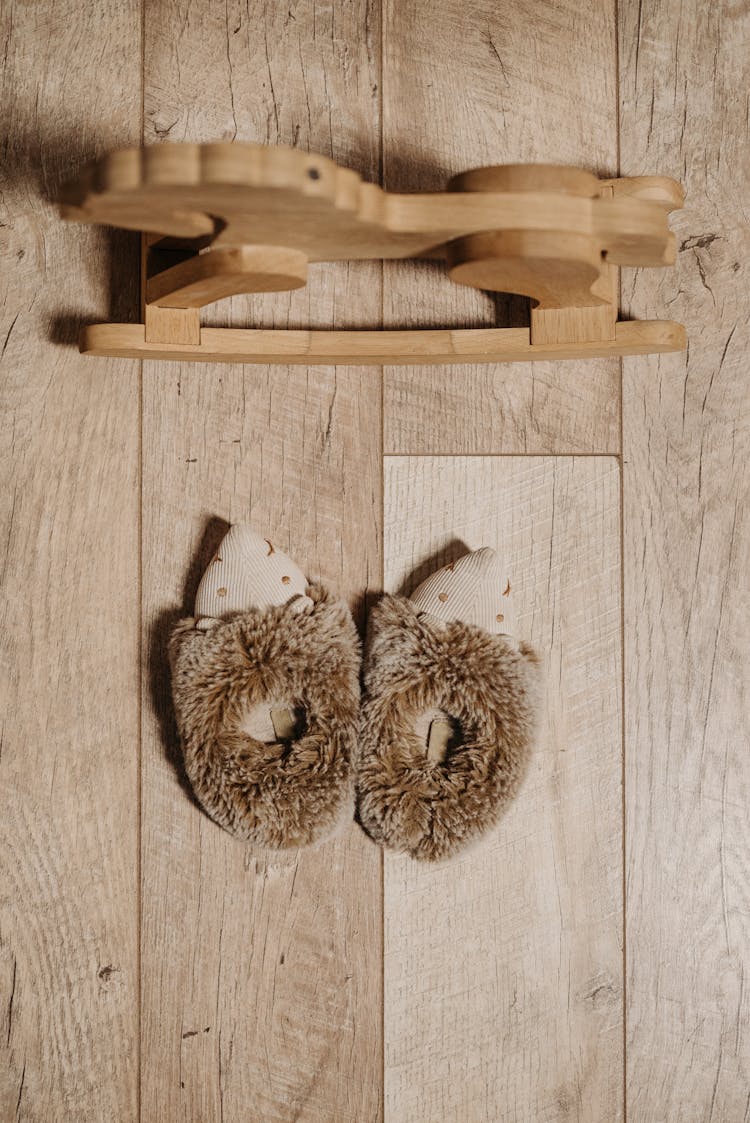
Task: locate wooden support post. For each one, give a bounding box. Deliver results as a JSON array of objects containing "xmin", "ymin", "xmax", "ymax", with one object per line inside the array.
[
  {"xmin": 530, "ymin": 183, "xmax": 618, "ymax": 346},
  {"xmin": 141, "ymin": 234, "xmax": 201, "ymax": 345}
]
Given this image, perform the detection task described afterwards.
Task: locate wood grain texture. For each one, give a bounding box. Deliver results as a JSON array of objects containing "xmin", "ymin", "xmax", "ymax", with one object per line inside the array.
[
  {"xmin": 619, "ymin": 0, "xmax": 750, "ymax": 1117},
  {"xmin": 381, "ymin": 0, "xmax": 621, "ymax": 454},
  {"xmin": 382, "ymin": 456, "xmax": 623, "ymax": 1121},
  {"xmin": 80, "ymin": 319, "xmax": 686, "ymax": 365},
  {"xmin": 62, "ymin": 142, "xmax": 678, "ymax": 270},
  {"xmin": 4, "ymin": 2, "xmax": 747, "ymax": 1119},
  {"xmin": 0, "ymin": 1, "xmax": 141, "ymax": 1120},
  {"xmin": 144, "ymin": 0, "xmax": 382, "ymax": 333},
  {"xmin": 140, "ymin": 2, "xmax": 383, "ymax": 1120}
]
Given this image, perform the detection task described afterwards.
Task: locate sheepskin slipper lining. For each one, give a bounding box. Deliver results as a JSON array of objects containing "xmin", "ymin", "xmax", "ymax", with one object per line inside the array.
[
  {"xmin": 357, "ymin": 595, "xmax": 542, "ymax": 861},
  {"xmin": 169, "ymin": 585, "xmax": 360, "ymax": 848}
]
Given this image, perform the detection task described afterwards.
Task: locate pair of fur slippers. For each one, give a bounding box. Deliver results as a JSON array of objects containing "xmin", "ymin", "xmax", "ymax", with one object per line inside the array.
[{"xmin": 169, "ymin": 525, "xmax": 542, "ymax": 861}]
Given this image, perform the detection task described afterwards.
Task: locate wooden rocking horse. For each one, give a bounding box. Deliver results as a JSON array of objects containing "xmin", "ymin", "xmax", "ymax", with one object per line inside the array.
[{"xmin": 59, "ymin": 143, "xmax": 685, "ymax": 365}]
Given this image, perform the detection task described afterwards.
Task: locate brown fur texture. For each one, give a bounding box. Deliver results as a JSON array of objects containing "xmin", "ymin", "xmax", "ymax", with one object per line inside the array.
[
  {"xmin": 169, "ymin": 585, "xmax": 361, "ymax": 848},
  {"xmin": 357, "ymin": 595, "xmax": 543, "ymax": 861}
]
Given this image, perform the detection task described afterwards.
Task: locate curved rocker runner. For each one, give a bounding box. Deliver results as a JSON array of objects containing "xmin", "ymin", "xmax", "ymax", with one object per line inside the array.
[{"xmin": 59, "ymin": 142, "xmax": 687, "ymax": 365}]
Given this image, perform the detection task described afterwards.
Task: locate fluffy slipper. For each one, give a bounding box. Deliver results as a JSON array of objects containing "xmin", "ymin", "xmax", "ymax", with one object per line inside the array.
[
  {"xmin": 357, "ymin": 548, "xmax": 542, "ymax": 861},
  {"xmin": 169, "ymin": 525, "xmax": 361, "ymax": 848}
]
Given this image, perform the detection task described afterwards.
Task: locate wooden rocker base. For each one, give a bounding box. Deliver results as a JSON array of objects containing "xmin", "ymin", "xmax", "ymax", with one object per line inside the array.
[
  {"xmin": 81, "ymin": 320, "xmax": 685, "ymax": 365},
  {"xmin": 61, "ymin": 143, "xmax": 687, "ymax": 366}
]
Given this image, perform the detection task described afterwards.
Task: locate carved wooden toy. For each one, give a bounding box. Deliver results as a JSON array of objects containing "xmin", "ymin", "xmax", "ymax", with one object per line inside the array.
[{"xmin": 60, "ymin": 143, "xmax": 686, "ymax": 365}]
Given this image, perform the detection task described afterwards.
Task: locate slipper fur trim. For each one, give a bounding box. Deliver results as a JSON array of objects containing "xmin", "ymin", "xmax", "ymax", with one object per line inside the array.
[
  {"xmin": 169, "ymin": 585, "xmax": 360, "ymax": 848},
  {"xmin": 357, "ymin": 595, "xmax": 542, "ymax": 861}
]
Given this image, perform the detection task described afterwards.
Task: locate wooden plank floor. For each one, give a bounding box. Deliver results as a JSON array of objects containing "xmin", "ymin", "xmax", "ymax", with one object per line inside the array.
[
  {"xmin": 0, "ymin": 3, "xmax": 142, "ymax": 1120},
  {"xmin": 140, "ymin": 3, "xmax": 383, "ymax": 1120},
  {"xmin": 382, "ymin": 0, "xmax": 621, "ymax": 455},
  {"xmin": 383, "ymin": 457, "xmax": 623, "ymax": 1121},
  {"xmin": 619, "ymin": 1, "xmax": 750, "ymax": 1117},
  {"xmin": 1, "ymin": 0, "xmax": 747, "ymax": 1120}
]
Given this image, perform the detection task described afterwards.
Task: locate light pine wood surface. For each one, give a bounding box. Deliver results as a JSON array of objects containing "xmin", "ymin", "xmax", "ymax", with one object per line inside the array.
[
  {"xmin": 381, "ymin": 0, "xmax": 622, "ymax": 454},
  {"xmin": 619, "ymin": 0, "xmax": 750, "ymax": 1118},
  {"xmin": 383, "ymin": 457, "xmax": 623, "ymax": 1122},
  {"xmin": 0, "ymin": 3, "xmax": 142, "ymax": 1122},
  {"xmin": 140, "ymin": 365, "xmax": 382, "ymax": 1123},
  {"xmin": 139, "ymin": 1, "xmax": 383, "ymax": 1121},
  {"xmin": 62, "ymin": 144, "xmax": 679, "ymax": 269},
  {"xmin": 1, "ymin": 0, "xmax": 747, "ymax": 1120}
]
